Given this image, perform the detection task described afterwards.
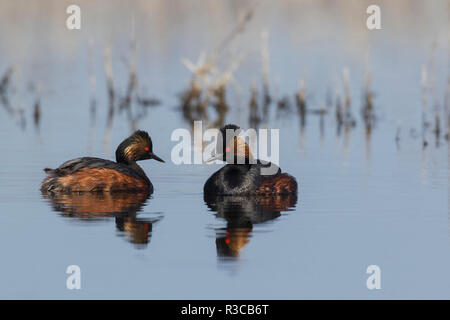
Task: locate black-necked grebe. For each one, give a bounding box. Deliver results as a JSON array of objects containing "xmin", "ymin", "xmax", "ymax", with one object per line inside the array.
[
  {"xmin": 203, "ymin": 124, "xmax": 298, "ymax": 200},
  {"xmin": 41, "ymin": 130, "xmax": 164, "ymax": 194}
]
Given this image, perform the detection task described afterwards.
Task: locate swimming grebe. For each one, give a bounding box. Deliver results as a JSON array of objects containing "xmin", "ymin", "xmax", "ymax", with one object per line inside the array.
[
  {"xmin": 41, "ymin": 130, "xmax": 164, "ymax": 194},
  {"xmin": 203, "ymin": 124, "xmax": 298, "ymax": 200}
]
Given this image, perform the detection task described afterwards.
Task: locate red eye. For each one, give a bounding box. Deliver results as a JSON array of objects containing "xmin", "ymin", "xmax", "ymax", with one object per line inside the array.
[
  {"xmin": 145, "ymin": 147, "xmax": 149, "ymax": 151},
  {"xmin": 226, "ymin": 147, "xmax": 231, "ymax": 152}
]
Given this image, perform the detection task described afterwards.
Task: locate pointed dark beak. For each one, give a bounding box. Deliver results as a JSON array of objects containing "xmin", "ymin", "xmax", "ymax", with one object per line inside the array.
[{"xmin": 150, "ymin": 152, "xmax": 165, "ymax": 163}]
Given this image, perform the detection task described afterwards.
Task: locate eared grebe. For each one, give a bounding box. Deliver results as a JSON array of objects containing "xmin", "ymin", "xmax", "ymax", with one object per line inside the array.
[
  {"xmin": 41, "ymin": 130, "xmax": 164, "ymax": 194},
  {"xmin": 203, "ymin": 124, "xmax": 298, "ymax": 200}
]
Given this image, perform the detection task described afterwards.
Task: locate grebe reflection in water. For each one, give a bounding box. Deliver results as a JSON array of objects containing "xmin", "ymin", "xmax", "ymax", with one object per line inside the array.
[
  {"xmin": 42, "ymin": 190, "xmax": 162, "ymax": 248},
  {"xmin": 205, "ymin": 194, "xmax": 297, "ymax": 259}
]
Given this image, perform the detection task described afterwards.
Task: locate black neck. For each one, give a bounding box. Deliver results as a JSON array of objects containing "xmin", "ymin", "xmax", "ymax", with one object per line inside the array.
[
  {"xmin": 115, "ymin": 137, "xmax": 133, "ymax": 164},
  {"xmin": 116, "ymin": 150, "xmax": 134, "ymax": 165},
  {"xmin": 115, "ymin": 153, "xmax": 150, "ymax": 184},
  {"xmin": 116, "ymin": 153, "xmax": 128, "ymax": 164},
  {"xmin": 227, "ymin": 163, "xmax": 253, "ymax": 171}
]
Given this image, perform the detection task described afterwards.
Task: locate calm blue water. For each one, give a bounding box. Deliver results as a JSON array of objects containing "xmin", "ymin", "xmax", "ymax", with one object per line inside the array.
[{"xmin": 0, "ymin": 0, "xmax": 448, "ymax": 299}]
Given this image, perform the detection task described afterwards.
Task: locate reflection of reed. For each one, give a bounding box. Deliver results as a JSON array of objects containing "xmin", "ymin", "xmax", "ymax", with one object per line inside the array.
[
  {"xmin": 420, "ymin": 40, "xmax": 445, "ymax": 148},
  {"xmin": 33, "ymin": 98, "xmax": 41, "ymax": 129},
  {"xmin": 276, "ymin": 96, "xmax": 292, "ymax": 118},
  {"xmin": 296, "ymin": 79, "xmax": 307, "ymax": 129},
  {"xmin": 0, "ymin": 67, "xmax": 13, "ymax": 114},
  {"xmin": 361, "ymin": 70, "xmax": 376, "ymax": 159},
  {"xmin": 362, "ymin": 70, "xmax": 375, "ymax": 139},
  {"xmin": 0, "ymin": 67, "xmax": 31, "ymax": 130},
  {"xmin": 205, "ymin": 194, "xmax": 297, "ymax": 259},
  {"xmin": 102, "ymin": 40, "xmax": 161, "ymax": 154},
  {"xmin": 336, "ymin": 94, "xmax": 343, "ymax": 134},
  {"xmin": 212, "ymin": 85, "xmax": 229, "ymax": 128},
  {"xmin": 248, "ymin": 83, "xmax": 260, "ymax": 128},
  {"xmin": 104, "ymin": 46, "xmax": 115, "ymax": 153},
  {"xmin": 179, "ymin": 59, "xmax": 238, "ymax": 130},
  {"xmin": 342, "ymin": 68, "xmax": 356, "ymax": 131},
  {"xmin": 261, "ymin": 29, "xmax": 271, "ymax": 119},
  {"xmin": 1, "ymin": 1, "xmax": 445, "ymax": 154},
  {"xmin": 179, "ymin": 6, "xmax": 253, "ymax": 130},
  {"xmin": 120, "ymin": 37, "xmax": 138, "ymax": 133},
  {"xmin": 421, "ymin": 64, "xmax": 429, "ymax": 147},
  {"xmin": 42, "ymin": 190, "xmax": 162, "ymax": 248},
  {"xmin": 88, "ymin": 40, "xmax": 96, "ymax": 156},
  {"xmin": 32, "ymin": 82, "xmax": 43, "ymax": 136},
  {"xmin": 0, "ymin": 0, "xmax": 446, "ymax": 155}
]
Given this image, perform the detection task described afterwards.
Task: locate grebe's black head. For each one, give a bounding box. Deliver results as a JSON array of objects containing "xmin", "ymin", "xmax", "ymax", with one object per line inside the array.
[
  {"xmin": 207, "ymin": 124, "xmax": 253, "ymax": 164},
  {"xmin": 116, "ymin": 130, "xmax": 165, "ymax": 164}
]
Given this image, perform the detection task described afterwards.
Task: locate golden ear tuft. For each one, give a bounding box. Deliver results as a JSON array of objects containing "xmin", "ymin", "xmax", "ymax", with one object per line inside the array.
[
  {"xmin": 124, "ymin": 144, "xmax": 139, "ymax": 160},
  {"xmin": 232, "ymin": 136, "xmax": 252, "ymax": 159}
]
